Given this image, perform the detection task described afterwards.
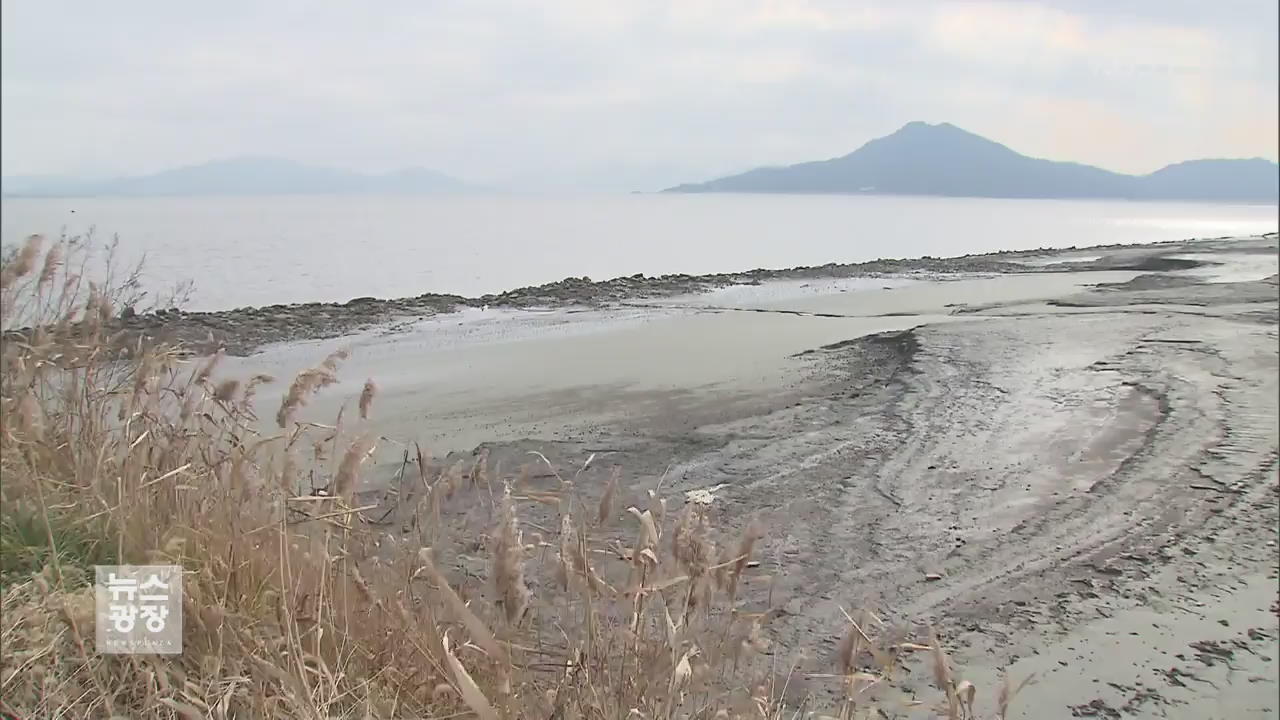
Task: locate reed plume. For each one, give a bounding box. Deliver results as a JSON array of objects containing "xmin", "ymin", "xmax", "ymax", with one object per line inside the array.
[
  {"xmin": 333, "ymin": 433, "xmax": 376, "ymax": 502},
  {"xmin": 0, "ymin": 234, "xmax": 42, "ymax": 289},
  {"xmin": 491, "ymin": 488, "xmax": 530, "ymax": 625},
  {"xmin": 276, "ymin": 349, "xmax": 347, "ymax": 427},
  {"xmin": 359, "ymin": 378, "xmax": 376, "ymax": 420},
  {"xmin": 597, "ymin": 466, "xmax": 619, "ymax": 526}
]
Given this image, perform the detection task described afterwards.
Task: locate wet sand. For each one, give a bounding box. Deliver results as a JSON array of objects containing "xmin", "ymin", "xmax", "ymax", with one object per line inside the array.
[
  {"xmin": 228, "ymin": 233, "xmax": 1278, "ymax": 718},
  {"xmin": 229, "ymin": 270, "xmax": 1148, "ymax": 450}
]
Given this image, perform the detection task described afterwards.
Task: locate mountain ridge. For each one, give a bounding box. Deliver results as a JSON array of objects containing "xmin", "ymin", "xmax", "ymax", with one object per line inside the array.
[
  {"xmin": 1, "ymin": 157, "xmax": 472, "ymax": 197},
  {"xmin": 664, "ymin": 122, "xmax": 1279, "ymax": 202}
]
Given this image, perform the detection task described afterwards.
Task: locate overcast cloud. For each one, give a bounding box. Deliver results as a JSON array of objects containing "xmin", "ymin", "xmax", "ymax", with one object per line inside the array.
[{"xmin": 2, "ymin": 0, "xmax": 1276, "ymax": 190}]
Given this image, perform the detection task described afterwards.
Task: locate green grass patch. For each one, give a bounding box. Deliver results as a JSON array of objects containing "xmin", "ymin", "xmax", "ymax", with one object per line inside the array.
[{"xmin": 0, "ymin": 505, "xmax": 116, "ymax": 589}]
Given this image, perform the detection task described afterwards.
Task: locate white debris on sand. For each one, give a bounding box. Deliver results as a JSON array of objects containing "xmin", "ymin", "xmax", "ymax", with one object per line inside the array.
[{"xmin": 684, "ymin": 483, "xmax": 730, "ymax": 505}]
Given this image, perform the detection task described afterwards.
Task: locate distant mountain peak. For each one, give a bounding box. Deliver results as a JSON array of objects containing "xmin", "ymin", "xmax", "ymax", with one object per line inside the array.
[
  {"xmin": 665, "ymin": 123, "xmax": 1278, "ymax": 202},
  {"xmin": 876, "ymin": 121, "xmax": 1006, "ymax": 149},
  {"xmin": 899, "ymin": 120, "xmax": 952, "ymax": 130},
  {"xmin": 891, "ymin": 121, "xmax": 969, "ymax": 136}
]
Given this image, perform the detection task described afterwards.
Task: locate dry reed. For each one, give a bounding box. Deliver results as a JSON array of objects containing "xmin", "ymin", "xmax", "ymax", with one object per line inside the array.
[
  {"xmin": 0, "ymin": 233, "xmax": 1026, "ymax": 720},
  {"xmin": 358, "ymin": 378, "xmax": 376, "ymax": 420},
  {"xmin": 275, "ymin": 348, "xmax": 347, "ymax": 427}
]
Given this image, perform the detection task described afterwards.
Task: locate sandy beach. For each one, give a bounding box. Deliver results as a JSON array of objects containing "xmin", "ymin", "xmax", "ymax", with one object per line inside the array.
[{"xmin": 220, "ymin": 233, "xmax": 1279, "ymax": 718}]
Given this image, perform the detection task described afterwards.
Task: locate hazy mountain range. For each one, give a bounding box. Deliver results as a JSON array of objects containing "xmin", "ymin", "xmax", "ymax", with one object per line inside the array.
[
  {"xmin": 1, "ymin": 157, "xmax": 471, "ymax": 197},
  {"xmin": 665, "ymin": 122, "xmax": 1279, "ymax": 202},
  {"xmin": 4, "ymin": 125, "xmax": 1277, "ymax": 201}
]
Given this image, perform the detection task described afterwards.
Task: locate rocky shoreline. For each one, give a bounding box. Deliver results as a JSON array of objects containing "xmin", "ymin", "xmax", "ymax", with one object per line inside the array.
[{"xmin": 102, "ymin": 233, "xmax": 1274, "ymax": 355}]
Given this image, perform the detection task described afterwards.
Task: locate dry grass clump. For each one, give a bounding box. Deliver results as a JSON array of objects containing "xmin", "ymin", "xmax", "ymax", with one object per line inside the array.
[{"xmin": 0, "ymin": 233, "xmax": 1026, "ymax": 719}]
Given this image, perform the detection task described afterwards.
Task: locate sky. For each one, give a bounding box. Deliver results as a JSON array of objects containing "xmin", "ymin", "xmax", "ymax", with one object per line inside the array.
[{"xmin": 2, "ymin": 0, "xmax": 1277, "ymax": 191}]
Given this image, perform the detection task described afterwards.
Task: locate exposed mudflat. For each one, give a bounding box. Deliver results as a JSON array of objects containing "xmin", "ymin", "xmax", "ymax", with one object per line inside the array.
[
  {"xmin": 111, "ymin": 233, "xmax": 1274, "ymax": 356},
  {"xmin": 233, "ymin": 233, "xmax": 1277, "ymax": 718}
]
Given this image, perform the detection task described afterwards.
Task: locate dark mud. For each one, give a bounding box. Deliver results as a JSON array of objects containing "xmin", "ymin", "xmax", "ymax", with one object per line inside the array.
[{"xmin": 1049, "ymin": 273, "xmax": 1280, "ymax": 309}]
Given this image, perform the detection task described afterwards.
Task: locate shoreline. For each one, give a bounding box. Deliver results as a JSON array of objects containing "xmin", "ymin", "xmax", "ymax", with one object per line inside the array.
[{"xmin": 110, "ymin": 232, "xmax": 1277, "ymax": 355}]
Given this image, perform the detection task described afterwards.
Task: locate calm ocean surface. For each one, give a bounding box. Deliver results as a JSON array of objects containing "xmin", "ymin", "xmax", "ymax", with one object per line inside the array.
[{"xmin": 2, "ymin": 193, "xmax": 1276, "ymax": 311}]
